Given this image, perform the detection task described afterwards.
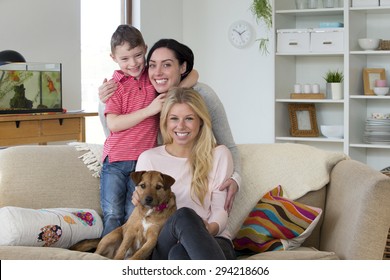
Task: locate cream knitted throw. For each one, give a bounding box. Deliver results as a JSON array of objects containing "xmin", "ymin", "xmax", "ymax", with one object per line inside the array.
[{"xmin": 68, "ymin": 142, "xmax": 103, "ymax": 178}]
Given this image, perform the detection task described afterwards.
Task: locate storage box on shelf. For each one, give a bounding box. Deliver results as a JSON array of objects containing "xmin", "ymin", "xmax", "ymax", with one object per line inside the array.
[
  {"xmin": 277, "ymin": 29, "xmax": 310, "ymax": 53},
  {"xmin": 310, "ymin": 28, "xmax": 344, "ymax": 52},
  {"xmin": 277, "ymin": 28, "xmax": 344, "ymax": 54},
  {"xmin": 351, "ymin": 0, "xmax": 379, "ymax": 7}
]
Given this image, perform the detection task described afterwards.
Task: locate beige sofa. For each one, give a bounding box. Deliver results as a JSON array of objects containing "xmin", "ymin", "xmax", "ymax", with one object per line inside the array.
[{"xmin": 0, "ymin": 143, "xmax": 389, "ymax": 260}]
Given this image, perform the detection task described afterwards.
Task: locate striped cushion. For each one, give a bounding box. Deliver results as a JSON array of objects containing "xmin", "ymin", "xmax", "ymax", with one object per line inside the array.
[{"xmin": 233, "ymin": 185, "xmax": 322, "ymax": 254}]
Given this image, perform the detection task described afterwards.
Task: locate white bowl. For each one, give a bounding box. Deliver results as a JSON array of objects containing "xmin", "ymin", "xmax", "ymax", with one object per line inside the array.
[
  {"xmin": 358, "ymin": 38, "xmax": 380, "ymax": 50},
  {"xmin": 321, "ymin": 125, "xmax": 344, "ymax": 139},
  {"xmin": 373, "ymin": 87, "xmax": 389, "ymax": 96}
]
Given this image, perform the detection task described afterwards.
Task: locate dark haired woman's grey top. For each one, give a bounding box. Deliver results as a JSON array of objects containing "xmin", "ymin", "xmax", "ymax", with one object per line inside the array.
[
  {"xmin": 98, "ymin": 82, "xmax": 242, "ymax": 186},
  {"xmin": 193, "ymin": 83, "xmax": 241, "ymax": 185}
]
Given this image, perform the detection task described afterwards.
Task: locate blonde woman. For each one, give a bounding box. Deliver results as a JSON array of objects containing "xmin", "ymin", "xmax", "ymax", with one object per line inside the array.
[{"xmin": 135, "ymin": 87, "xmax": 235, "ymax": 259}]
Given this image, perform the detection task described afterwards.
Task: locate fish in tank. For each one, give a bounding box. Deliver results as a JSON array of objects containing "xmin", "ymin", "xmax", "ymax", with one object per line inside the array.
[{"xmin": 0, "ymin": 62, "xmax": 62, "ymax": 114}]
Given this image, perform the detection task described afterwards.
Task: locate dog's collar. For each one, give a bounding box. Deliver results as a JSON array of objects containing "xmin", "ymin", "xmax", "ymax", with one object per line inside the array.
[{"xmin": 154, "ymin": 203, "xmax": 168, "ymax": 212}]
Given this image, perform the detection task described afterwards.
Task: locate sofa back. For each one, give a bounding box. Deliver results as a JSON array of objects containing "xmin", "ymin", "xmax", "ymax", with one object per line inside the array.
[{"xmin": 0, "ymin": 146, "xmax": 102, "ymax": 215}]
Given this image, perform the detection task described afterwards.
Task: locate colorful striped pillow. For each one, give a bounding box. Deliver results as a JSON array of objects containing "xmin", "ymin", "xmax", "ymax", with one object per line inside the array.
[{"xmin": 233, "ymin": 185, "xmax": 322, "ymax": 254}]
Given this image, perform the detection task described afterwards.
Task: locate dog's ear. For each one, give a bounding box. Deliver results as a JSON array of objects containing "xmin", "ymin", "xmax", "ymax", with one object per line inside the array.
[
  {"xmin": 130, "ymin": 171, "xmax": 146, "ymax": 185},
  {"xmin": 162, "ymin": 173, "xmax": 175, "ymax": 189}
]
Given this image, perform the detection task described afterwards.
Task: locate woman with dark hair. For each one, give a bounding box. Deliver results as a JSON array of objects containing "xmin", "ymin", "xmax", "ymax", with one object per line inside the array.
[{"xmin": 98, "ymin": 39, "xmax": 241, "ymax": 212}]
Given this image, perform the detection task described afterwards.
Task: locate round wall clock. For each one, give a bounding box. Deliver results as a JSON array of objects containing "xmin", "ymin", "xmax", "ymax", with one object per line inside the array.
[{"xmin": 228, "ymin": 20, "xmax": 254, "ymax": 49}]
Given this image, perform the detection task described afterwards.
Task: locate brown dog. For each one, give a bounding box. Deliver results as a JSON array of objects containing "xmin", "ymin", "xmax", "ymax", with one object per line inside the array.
[{"xmin": 70, "ymin": 170, "xmax": 176, "ymax": 260}]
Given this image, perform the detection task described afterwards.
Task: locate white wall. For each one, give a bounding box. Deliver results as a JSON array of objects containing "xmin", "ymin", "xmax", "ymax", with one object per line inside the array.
[
  {"xmin": 0, "ymin": 0, "xmax": 81, "ymax": 111},
  {"xmin": 133, "ymin": 0, "xmax": 183, "ymax": 44},
  {"xmin": 138, "ymin": 0, "xmax": 274, "ymax": 144}
]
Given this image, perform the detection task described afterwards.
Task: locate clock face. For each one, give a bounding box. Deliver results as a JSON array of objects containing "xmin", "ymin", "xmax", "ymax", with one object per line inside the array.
[{"xmin": 228, "ymin": 20, "xmax": 253, "ymax": 49}]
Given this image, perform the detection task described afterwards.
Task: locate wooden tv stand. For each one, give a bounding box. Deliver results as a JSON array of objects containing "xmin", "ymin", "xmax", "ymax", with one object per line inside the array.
[{"xmin": 0, "ymin": 112, "xmax": 98, "ymax": 146}]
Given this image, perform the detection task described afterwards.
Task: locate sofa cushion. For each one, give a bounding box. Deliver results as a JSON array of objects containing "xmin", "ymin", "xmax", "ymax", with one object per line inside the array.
[
  {"xmin": 233, "ymin": 185, "xmax": 322, "ymax": 254},
  {"xmin": 0, "ymin": 246, "xmax": 108, "ymax": 260},
  {"xmin": 241, "ymin": 247, "xmax": 339, "ymax": 260},
  {"xmin": 0, "ymin": 207, "xmax": 102, "ymax": 248}
]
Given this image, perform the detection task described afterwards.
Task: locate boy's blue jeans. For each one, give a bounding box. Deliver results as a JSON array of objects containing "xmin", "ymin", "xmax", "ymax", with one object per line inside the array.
[{"xmin": 100, "ymin": 157, "xmax": 136, "ymax": 237}]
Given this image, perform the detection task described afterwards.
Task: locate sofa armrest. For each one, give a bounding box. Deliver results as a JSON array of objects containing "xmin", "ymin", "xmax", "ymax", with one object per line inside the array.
[{"xmin": 321, "ymin": 159, "xmax": 390, "ymax": 259}]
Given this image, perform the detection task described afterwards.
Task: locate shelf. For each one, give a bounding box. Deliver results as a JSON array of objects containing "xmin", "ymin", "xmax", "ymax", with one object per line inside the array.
[
  {"xmin": 350, "ymin": 50, "xmax": 390, "ymax": 55},
  {"xmin": 276, "ymin": 52, "xmax": 344, "ymax": 56},
  {"xmin": 350, "ymin": 7, "xmax": 390, "ymax": 14},
  {"xmin": 276, "ymin": 8, "xmax": 344, "ymax": 16},
  {"xmin": 276, "ymin": 99, "xmax": 343, "ymax": 103},
  {"xmin": 350, "ymin": 95, "xmax": 390, "ymax": 99},
  {"xmin": 276, "ymin": 136, "xmax": 344, "ymax": 143},
  {"xmin": 350, "ymin": 143, "xmax": 390, "ymax": 149}
]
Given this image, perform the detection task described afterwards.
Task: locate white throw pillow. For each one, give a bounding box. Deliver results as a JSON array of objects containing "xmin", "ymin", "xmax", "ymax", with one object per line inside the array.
[{"xmin": 0, "ymin": 207, "xmax": 102, "ymax": 248}]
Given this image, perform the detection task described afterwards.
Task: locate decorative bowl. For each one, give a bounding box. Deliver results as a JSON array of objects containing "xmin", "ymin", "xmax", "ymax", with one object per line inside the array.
[
  {"xmin": 358, "ymin": 38, "xmax": 380, "ymax": 51},
  {"xmin": 320, "ymin": 125, "xmax": 344, "ymax": 139},
  {"xmin": 373, "ymin": 87, "xmax": 389, "ymax": 96}
]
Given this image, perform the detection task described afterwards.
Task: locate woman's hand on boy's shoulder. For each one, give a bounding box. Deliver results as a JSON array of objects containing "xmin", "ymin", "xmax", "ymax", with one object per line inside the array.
[
  {"xmin": 99, "ymin": 78, "xmax": 117, "ymax": 103},
  {"xmin": 219, "ymin": 178, "xmax": 238, "ymax": 213}
]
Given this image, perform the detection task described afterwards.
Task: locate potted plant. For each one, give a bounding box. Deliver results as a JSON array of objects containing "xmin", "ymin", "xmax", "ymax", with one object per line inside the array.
[
  {"xmin": 250, "ymin": 0, "xmax": 272, "ymax": 55},
  {"xmin": 323, "ymin": 69, "xmax": 344, "ymax": 99}
]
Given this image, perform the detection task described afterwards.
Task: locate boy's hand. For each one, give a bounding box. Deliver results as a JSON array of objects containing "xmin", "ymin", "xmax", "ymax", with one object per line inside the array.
[{"xmin": 98, "ymin": 78, "xmax": 117, "ymax": 103}]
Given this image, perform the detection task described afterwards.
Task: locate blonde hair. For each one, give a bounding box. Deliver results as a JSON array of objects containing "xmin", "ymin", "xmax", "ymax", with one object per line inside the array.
[{"xmin": 160, "ymin": 87, "xmax": 216, "ymax": 205}]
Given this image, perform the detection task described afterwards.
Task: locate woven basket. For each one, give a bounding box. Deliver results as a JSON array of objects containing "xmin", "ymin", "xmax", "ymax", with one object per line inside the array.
[{"xmin": 379, "ymin": 40, "xmax": 390, "ymax": 50}]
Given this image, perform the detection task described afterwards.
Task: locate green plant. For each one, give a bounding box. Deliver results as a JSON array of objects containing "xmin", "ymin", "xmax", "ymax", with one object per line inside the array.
[
  {"xmin": 250, "ymin": 0, "xmax": 272, "ymax": 55},
  {"xmin": 323, "ymin": 69, "xmax": 344, "ymax": 83}
]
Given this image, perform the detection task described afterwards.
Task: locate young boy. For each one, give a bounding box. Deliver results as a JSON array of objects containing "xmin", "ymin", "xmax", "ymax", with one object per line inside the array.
[{"xmin": 100, "ymin": 25, "xmax": 197, "ymax": 236}]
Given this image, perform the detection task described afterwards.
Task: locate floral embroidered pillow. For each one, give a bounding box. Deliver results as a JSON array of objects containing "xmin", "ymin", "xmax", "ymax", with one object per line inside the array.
[
  {"xmin": 233, "ymin": 185, "xmax": 322, "ymax": 254},
  {"xmin": 0, "ymin": 207, "xmax": 102, "ymax": 248}
]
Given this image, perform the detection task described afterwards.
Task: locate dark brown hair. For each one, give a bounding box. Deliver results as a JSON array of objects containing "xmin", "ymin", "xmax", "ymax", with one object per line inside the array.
[
  {"xmin": 146, "ymin": 39, "xmax": 194, "ymax": 81},
  {"xmin": 110, "ymin": 24, "xmax": 145, "ymax": 53}
]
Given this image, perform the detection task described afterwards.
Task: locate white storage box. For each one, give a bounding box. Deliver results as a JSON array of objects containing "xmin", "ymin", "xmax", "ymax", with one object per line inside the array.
[
  {"xmin": 380, "ymin": 0, "xmax": 390, "ymax": 6},
  {"xmin": 277, "ymin": 29, "xmax": 310, "ymax": 53},
  {"xmin": 310, "ymin": 28, "xmax": 344, "ymax": 52},
  {"xmin": 352, "ymin": 0, "xmax": 379, "ymax": 7}
]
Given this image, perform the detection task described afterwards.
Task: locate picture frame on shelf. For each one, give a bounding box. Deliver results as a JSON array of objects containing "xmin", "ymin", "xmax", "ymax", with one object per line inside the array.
[
  {"xmin": 363, "ymin": 68, "xmax": 386, "ymax": 95},
  {"xmin": 288, "ymin": 103, "xmax": 319, "ymax": 137}
]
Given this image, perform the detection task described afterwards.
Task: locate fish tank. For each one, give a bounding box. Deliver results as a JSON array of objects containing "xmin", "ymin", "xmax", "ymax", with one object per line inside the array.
[{"xmin": 0, "ymin": 62, "xmax": 62, "ymax": 114}]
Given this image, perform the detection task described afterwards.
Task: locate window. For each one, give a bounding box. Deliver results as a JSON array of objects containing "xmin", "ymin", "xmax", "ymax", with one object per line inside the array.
[{"xmin": 81, "ymin": 0, "xmax": 131, "ymax": 144}]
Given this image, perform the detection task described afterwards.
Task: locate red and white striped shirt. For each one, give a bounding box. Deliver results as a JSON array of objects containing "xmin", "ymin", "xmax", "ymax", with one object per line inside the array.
[{"xmin": 103, "ymin": 68, "xmax": 159, "ymax": 162}]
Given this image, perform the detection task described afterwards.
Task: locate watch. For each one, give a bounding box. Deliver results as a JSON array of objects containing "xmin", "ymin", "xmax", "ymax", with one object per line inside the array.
[{"xmin": 228, "ymin": 20, "xmax": 254, "ymax": 49}]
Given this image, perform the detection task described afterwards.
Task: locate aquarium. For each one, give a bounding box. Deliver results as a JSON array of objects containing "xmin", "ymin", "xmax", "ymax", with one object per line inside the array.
[{"xmin": 0, "ymin": 62, "xmax": 62, "ymax": 114}]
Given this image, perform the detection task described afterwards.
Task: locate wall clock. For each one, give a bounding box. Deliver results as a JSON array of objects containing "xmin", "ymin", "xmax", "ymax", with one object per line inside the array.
[{"xmin": 228, "ymin": 20, "xmax": 254, "ymax": 49}]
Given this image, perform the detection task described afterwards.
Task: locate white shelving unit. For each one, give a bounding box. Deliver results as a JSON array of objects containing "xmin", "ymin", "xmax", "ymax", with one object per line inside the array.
[{"xmin": 273, "ymin": 0, "xmax": 390, "ymax": 170}]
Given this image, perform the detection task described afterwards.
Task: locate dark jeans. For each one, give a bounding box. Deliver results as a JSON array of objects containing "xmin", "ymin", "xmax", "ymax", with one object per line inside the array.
[
  {"xmin": 100, "ymin": 157, "xmax": 136, "ymax": 237},
  {"xmin": 152, "ymin": 207, "xmax": 236, "ymax": 260}
]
